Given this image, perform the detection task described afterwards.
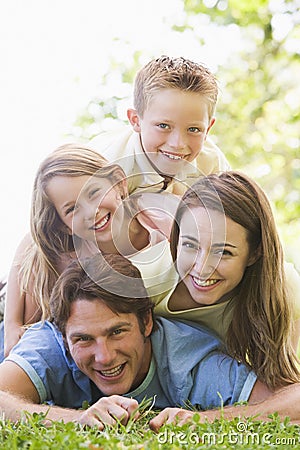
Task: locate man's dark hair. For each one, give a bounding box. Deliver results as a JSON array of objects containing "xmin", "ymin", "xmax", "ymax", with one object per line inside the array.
[{"xmin": 50, "ymin": 253, "xmax": 155, "ymax": 336}]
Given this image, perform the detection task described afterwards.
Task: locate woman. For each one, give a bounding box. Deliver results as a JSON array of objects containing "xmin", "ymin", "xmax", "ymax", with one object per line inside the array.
[{"xmin": 155, "ymin": 171, "xmax": 300, "ymax": 389}]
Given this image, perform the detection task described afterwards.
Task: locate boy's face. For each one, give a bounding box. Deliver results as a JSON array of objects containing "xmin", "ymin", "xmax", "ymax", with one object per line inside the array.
[{"xmin": 128, "ymin": 89, "xmax": 215, "ymax": 177}]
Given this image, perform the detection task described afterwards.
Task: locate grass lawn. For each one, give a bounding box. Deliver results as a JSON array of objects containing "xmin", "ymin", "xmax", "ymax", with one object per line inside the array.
[{"xmin": 0, "ymin": 407, "xmax": 299, "ymax": 449}]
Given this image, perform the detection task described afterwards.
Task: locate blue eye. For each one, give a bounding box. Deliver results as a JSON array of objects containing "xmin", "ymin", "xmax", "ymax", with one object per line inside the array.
[
  {"xmin": 111, "ymin": 329, "xmax": 125, "ymax": 338},
  {"xmin": 188, "ymin": 127, "xmax": 201, "ymax": 133},
  {"xmin": 157, "ymin": 123, "xmax": 170, "ymax": 129},
  {"xmin": 112, "ymin": 329, "xmax": 122, "ymax": 335},
  {"xmin": 182, "ymin": 241, "xmax": 197, "ymax": 249},
  {"xmin": 76, "ymin": 335, "xmax": 92, "ymax": 343}
]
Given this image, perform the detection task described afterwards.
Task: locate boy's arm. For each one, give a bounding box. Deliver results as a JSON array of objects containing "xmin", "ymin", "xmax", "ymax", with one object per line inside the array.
[
  {"xmin": 0, "ymin": 361, "xmax": 138, "ymax": 428},
  {"xmin": 149, "ymin": 381, "xmax": 300, "ymax": 430}
]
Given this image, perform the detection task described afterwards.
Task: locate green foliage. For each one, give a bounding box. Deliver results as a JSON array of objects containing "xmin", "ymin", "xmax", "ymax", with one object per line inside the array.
[
  {"xmin": 0, "ymin": 410, "xmax": 299, "ymax": 449},
  {"xmin": 72, "ymin": 0, "xmax": 300, "ymax": 268},
  {"xmin": 189, "ymin": 0, "xmax": 300, "ymax": 268}
]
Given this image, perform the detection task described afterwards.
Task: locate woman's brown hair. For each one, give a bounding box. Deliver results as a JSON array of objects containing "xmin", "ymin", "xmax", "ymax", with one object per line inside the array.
[{"xmin": 170, "ymin": 171, "xmax": 300, "ymax": 389}]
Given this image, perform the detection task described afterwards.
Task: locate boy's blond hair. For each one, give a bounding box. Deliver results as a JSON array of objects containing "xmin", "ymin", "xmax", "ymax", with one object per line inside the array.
[{"xmin": 133, "ymin": 55, "xmax": 218, "ymax": 119}]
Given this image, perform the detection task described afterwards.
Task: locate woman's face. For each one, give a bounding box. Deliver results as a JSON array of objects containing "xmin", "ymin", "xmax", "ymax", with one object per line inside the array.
[
  {"xmin": 46, "ymin": 174, "xmax": 125, "ymax": 250},
  {"xmin": 176, "ymin": 206, "xmax": 253, "ymax": 306}
]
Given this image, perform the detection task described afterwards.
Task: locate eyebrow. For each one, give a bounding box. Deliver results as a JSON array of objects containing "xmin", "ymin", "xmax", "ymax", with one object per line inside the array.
[
  {"xmin": 180, "ymin": 235, "xmax": 237, "ymax": 248},
  {"xmin": 61, "ymin": 181, "xmax": 102, "ymax": 211},
  {"xmin": 106, "ymin": 321, "xmax": 133, "ymax": 333},
  {"xmin": 78, "ymin": 181, "xmax": 102, "ymax": 200}
]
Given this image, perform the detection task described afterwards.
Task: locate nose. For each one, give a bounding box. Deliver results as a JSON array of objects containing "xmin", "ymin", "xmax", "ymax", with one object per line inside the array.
[
  {"xmin": 193, "ymin": 250, "xmax": 217, "ymax": 279},
  {"xmin": 167, "ymin": 129, "xmax": 186, "ymax": 151},
  {"xmin": 82, "ymin": 201, "xmax": 98, "ymax": 222},
  {"xmin": 94, "ymin": 339, "xmax": 115, "ymax": 365}
]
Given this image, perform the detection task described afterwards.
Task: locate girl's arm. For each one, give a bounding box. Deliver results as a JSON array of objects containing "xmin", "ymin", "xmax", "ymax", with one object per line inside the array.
[
  {"xmin": 4, "ymin": 234, "xmax": 41, "ymax": 357},
  {"xmin": 284, "ymin": 261, "xmax": 300, "ymax": 353},
  {"xmin": 292, "ymin": 318, "xmax": 300, "ymax": 355}
]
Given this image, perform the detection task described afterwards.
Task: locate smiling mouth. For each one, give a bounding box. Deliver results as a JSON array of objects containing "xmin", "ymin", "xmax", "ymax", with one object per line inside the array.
[
  {"xmin": 192, "ymin": 277, "xmax": 220, "ymax": 287},
  {"xmin": 92, "ymin": 212, "xmax": 110, "ymax": 230},
  {"xmin": 99, "ymin": 363, "xmax": 125, "ymax": 378},
  {"xmin": 160, "ymin": 150, "xmax": 185, "ymax": 161}
]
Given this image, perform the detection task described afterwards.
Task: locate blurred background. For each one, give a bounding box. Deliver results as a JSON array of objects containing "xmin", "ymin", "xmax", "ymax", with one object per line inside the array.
[{"xmin": 0, "ymin": 0, "xmax": 299, "ymax": 278}]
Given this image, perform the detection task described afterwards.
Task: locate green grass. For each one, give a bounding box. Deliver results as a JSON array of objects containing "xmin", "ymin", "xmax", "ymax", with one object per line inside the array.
[{"xmin": 0, "ymin": 408, "xmax": 299, "ymax": 449}]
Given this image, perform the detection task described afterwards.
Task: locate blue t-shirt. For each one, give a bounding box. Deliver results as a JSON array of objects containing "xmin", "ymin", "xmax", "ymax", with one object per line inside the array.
[{"xmin": 5, "ymin": 317, "xmax": 256, "ymax": 410}]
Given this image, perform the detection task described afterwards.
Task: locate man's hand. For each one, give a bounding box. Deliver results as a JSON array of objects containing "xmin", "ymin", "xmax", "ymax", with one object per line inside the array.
[
  {"xmin": 149, "ymin": 407, "xmax": 196, "ymax": 432},
  {"xmin": 149, "ymin": 407, "xmax": 223, "ymax": 431},
  {"xmin": 78, "ymin": 395, "xmax": 140, "ymax": 429}
]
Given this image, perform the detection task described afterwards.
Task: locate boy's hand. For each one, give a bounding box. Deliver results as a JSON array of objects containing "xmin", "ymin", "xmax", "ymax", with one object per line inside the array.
[
  {"xmin": 78, "ymin": 395, "xmax": 140, "ymax": 429},
  {"xmin": 149, "ymin": 407, "xmax": 196, "ymax": 431}
]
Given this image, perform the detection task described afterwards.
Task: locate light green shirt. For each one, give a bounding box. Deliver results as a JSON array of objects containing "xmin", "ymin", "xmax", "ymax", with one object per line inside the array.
[
  {"xmin": 89, "ymin": 126, "xmax": 231, "ymax": 195},
  {"xmin": 154, "ymin": 261, "xmax": 300, "ymax": 341}
]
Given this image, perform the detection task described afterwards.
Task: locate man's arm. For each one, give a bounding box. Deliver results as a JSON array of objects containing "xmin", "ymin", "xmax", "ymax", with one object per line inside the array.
[
  {"xmin": 0, "ymin": 361, "xmax": 40, "ymax": 403},
  {"xmin": 149, "ymin": 380, "xmax": 300, "ymax": 431},
  {"xmin": 0, "ymin": 361, "xmax": 139, "ymax": 428}
]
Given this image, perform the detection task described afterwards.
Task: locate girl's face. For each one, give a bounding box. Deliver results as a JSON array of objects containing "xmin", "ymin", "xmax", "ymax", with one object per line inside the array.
[
  {"xmin": 176, "ymin": 206, "xmax": 253, "ymax": 306},
  {"xmin": 46, "ymin": 175, "xmax": 125, "ymax": 250}
]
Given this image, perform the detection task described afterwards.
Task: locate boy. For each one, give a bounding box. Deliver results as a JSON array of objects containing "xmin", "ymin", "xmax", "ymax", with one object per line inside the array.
[{"xmin": 90, "ymin": 55, "xmax": 230, "ymax": 195}]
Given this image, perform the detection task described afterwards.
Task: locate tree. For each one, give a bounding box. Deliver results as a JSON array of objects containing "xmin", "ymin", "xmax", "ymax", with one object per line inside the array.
[
  {"xmin": 183, "ymin": 0, "xmax": 300, "ymax": 267},
  {"xmin": 71, "ymin": 0, "xmax": 300, "ymax": 268}
]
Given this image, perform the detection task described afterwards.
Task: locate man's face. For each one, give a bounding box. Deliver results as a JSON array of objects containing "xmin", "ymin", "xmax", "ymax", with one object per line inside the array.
[
  {"xmin": 128, "ymin": 88, "xmax": 215, "ymax": 177},
  {"xmin": 65, "ymin": 298, "xmax": 153, "ymax": 396}
]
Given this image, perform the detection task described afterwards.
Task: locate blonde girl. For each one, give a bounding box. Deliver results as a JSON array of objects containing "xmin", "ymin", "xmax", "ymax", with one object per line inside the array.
[{"xmin": 4, "ymin": 144, "xmax": 174, "ymax": 356}]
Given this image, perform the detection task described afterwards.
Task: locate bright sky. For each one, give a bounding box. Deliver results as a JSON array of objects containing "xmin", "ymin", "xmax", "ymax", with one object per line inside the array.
[{"xmin": 0, "ymin": 0, "xmax": 242, "ymax": 277}]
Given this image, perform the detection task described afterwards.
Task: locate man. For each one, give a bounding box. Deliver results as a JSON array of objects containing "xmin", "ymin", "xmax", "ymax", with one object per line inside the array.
[{"xmin": 0, "ymin": 254, "xmax": 298, "ymax": 429}]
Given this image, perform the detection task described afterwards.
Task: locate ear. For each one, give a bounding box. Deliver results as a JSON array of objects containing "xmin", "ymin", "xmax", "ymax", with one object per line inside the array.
[
  {"xmin": 120, "ymin": 177, "xmax": 128, "ymax": 198},
  {"xmin": 127, "ymin": 108, "xmax": 141, "ymax": 133},
  {"xmin": 57, "ymin": 218, "xmax": 73, "ymax": 236},
  {"xmin": 144, "ymin": 310, "xmax": 154, "ymax": 338},
  {"xmin": 65, "ymin": 225, "xmax": 73, "ymax": 236},
  {"xmin": 205, "ymin": 117, "xmax": 215, "ymax": 138},
  {"xmin": 116, "ymin": 177, "xmax": 128, "ymax": 200},
  {"xmin": 247, "ymin": 245, "xmax": 262, "ymax": 267}
]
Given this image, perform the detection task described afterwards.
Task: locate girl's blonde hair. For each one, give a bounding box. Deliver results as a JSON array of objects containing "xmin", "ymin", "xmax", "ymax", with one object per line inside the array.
[
  {"xmin": 170, "ymin": 171, "xmax": 300, "ymax": 389},
  {"xmin": 20, "ymin": 143, "xmax": 127, "ymax": 320}
]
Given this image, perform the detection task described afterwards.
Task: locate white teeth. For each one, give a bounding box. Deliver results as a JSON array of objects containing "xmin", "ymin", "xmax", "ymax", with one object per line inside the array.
[
  {"xmin": 192, "ymin": 277, "xmax": 219, "ymax": 287},
  {"xmin": 100, "ymin": 364, "xmax": 123, "ymax": 377},
  {"xmin": 94, "ymin": 214, "xmax": 109, "ymax": 230},
  {"xmin": 161, "ymin": 151, "xmax": 183, "ymax": 160}
]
